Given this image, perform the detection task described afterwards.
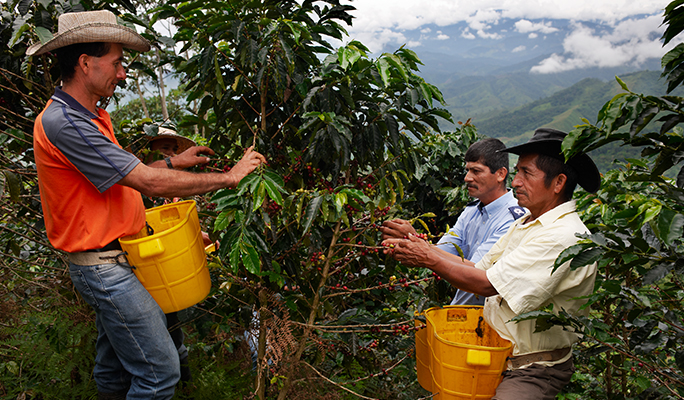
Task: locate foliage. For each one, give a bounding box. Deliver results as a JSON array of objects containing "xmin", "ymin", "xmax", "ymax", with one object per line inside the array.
[
  {"xmin": 0, "ymin": 303, "xmax": 97, "ymax": 398},
  {"xmin": 157, "ymin": 1, "xmax": 465, "ymax": 398},
  {"xmin": 5, "ymin": 0, "xmax": 684, "ymax": 399},
  {"xmin": 1, "ymin": 0, "xmax": 466, "ymax": 399},
  {"xmin": 109, "ymin": 88, "xmax": 193, "ymax": 135}
]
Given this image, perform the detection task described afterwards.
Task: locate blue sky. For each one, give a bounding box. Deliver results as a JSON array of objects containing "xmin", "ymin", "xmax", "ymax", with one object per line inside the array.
[{"xmin": 340, "ymin": 0, "xmax": 676, "ymax": 73}]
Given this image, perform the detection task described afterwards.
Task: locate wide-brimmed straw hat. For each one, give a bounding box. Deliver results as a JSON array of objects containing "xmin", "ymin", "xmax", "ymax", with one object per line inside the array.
[
  {"xmin": 148, "ymin": 127, "xmax": 196, "ymax": 154},
  {"xmin": 500, "ymin": 128, "xmax": 601, "ymax": 193},
  {"xmin": 26, "ymin": 10, "xmax": 150, "ymax": 56}
]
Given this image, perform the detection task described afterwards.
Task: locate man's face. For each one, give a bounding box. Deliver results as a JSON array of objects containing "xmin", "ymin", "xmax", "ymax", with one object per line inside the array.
[
  {"xmin": 86, "ymin": 43, "xmax": 126, "ymax": 99},
  {"xmin": 511, "ymin": 153, "xmax": 557, "ymax": 217},
  {"xmin": 150, "ymin": 138, "xmax": 179, "ymax": 158},
  {"xmin": 464, "ymin": 160, "xmax": 504, "ymax": 204}
]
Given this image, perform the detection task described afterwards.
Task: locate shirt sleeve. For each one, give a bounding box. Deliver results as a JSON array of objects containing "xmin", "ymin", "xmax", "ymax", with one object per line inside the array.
[
  {"xmin": 46, "ymin": 106, "xmax": 140, "ymax": 193},
  {"xmin": 484, "ymin": 233, "xmax": 572, "ymax": 315},
  {"xmin": 436, "ymin": 211, "xmax": 468, "ymax": 256}
]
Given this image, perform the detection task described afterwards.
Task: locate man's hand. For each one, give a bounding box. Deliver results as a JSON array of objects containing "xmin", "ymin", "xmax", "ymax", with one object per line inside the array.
[
  {"xmin": 379, "ymin": 219, "xmax": 418, "ymax": 240},
  {"xmin": 225, "ymin": 146, "xmax": 267, "ymax": 187},
  {"xmin": 170, "ymin": 146, "xmax": 215, "ymax": 169},
  {"xmin": 381, "ymin": 233, "xmax": 435, "ymax": 268}
]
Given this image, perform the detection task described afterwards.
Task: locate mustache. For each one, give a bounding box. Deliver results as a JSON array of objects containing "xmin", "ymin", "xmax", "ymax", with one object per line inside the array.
[{"xmin": 466, "ymin": 184, "xmax": 478, "ymax": 189}]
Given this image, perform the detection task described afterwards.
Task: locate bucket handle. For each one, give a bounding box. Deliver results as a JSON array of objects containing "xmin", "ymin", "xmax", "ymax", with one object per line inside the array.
[{"xmin": 146, "ymin": 221, "xmax": 155, "ymax": 236}]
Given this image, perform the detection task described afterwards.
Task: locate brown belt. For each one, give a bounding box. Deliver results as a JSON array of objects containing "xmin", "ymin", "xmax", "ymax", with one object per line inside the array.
[
  {"xmin": 507, "ymin": 347, "xmax": 572, "ymax": 369},
  {"xmin": 68, "ymin": 250, "xmax": 129, "ymax": 266}
]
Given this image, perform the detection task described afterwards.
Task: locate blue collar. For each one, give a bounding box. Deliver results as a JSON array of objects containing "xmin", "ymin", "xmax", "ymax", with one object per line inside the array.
[
  {"xmin": 479, "ymin": 190, "xmax": 515, "ymax": 216},
  {"xmin": 52, "ymin": 87, "xmax": 99, "ymax": 119}
]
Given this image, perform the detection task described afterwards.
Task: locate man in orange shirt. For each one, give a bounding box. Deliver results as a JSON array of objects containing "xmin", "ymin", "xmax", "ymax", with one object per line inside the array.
[{"xmin": 29, "ymin": 10, "xmax": 265, "ymax": 399}]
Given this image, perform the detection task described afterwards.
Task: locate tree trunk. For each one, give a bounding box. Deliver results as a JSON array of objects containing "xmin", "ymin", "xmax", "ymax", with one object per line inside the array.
[
  {"xmin": 156, "ymin": 48, "xmax": 169, "ymax": 121},
  {"xmin": 134, "ymin": 74, "xmax": 150, "ymax": 119},
  {"xmin": 256, "ymin": 289, "xmax": 268, "ymax": 400},
  {"xmin": 276, "ymin": 222, "xmax": 342, "ymax": 400}
]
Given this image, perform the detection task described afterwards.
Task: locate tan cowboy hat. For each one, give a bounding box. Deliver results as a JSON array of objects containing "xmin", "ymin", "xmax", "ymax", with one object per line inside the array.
[
  {"xmin": 500, "ymin": 128, "xmax": 601, "ymax": 193},
  {"xmin": 149, "ymin": 127, "xmax": 196, "ymax": 154},
  {"xmin": 26, "ymin": 10, "xmax": 150, "ymax": 56}
]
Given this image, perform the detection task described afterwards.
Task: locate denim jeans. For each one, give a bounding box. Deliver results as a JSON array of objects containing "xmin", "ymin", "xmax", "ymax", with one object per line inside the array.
[{"xmin": 69, "ymin": 260, "xmax": 180, "ymax": 399}]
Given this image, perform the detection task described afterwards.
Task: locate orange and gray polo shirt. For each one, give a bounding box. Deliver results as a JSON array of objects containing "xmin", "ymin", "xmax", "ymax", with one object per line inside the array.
[{"xmin": 34, "ymin": 87, "xmax": 145, "ymax": 253}]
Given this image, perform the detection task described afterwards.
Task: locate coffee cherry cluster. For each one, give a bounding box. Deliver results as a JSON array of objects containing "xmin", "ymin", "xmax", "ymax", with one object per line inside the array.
[
  {"xmin": 392, "ymin": 323, "xmax": 420, "ymax": 336},
  {"xmin": 309, "ymin": 251, "xmax": 326, "ymax": 264},
  {"xmin": 373, "ymin": 206, "xmax": 391, "ymax": 219},
  {"xmin": 263, "ymin": 200, "xmax": 282, "ymax": 216}
]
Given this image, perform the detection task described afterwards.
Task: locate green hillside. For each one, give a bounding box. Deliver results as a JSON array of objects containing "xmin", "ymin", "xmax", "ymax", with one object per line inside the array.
[
  {"xmin": 434, "ymin": 57, "xmax": 663, "ymax": 123},
  {"xmin": 440, "ymin": 72, "xmax": 577, "ymax": 120},
  {"xmin": 465, "ymin": 70, "xmax": 681, "ymax": 173}
]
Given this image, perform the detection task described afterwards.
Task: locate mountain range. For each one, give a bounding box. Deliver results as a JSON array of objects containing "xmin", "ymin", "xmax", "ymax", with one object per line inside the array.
[{"xmin": 411, "ymin": 46, "xmax": 671, "ymax": 173}]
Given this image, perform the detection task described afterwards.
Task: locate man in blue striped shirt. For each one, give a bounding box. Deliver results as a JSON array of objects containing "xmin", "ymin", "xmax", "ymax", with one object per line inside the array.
[{"xmin": 380, "ymin": 138, "xmax": 524, "ymax": 305}]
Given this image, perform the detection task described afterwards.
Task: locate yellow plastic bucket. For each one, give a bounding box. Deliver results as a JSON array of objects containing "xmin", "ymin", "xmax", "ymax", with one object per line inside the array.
[
  {"xmin": 416, "ymin": 306, "xmax": 512, "ymax": 400},
  {"xmin": 119, "ymin": 200, "xmax": 211, "ymax": 313},
  {"xmin": 415, "ymin": 316, "xmax": 433, "ymax": 392}
]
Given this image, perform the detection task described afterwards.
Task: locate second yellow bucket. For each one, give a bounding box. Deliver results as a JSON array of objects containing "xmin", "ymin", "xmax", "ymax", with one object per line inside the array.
[
  {"xmin": 416, "ymin": 306, "xmax": 513, "ymax": 400},
  {"xmin": 119, "ymin": 200, "xmax": 211, "ymax": 313}
]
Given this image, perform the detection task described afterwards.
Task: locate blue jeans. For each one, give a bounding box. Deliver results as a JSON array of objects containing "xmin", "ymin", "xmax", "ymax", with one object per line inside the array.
[{"xmin": 69, "ymin": 260, "xmax": 180, "ymax": 399}]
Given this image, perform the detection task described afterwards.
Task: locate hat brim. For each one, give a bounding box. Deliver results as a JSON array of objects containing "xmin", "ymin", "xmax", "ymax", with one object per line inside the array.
[
  {"xmin": 26, "ymin": 23, "xmax": 150, "ymax": 56},
  {"xmin": 148, "ymin": 133, "xmax": 196, "ymax": 154},
  {"xmin": 502, "ymin": 139, "xmax": 601, "ymax": 193}
]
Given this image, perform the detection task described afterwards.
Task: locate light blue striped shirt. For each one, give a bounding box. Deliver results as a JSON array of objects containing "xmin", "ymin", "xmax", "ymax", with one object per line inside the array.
[{"xmin": 435, "ymin": 190, "xmax": 524, "ymax": 305}]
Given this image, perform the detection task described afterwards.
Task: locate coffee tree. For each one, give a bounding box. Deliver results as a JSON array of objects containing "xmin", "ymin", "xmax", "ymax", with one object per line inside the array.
[
  {"xmin": 1, "ymin": 0, "xmax": 475, "ymax": 398},
  {"xmin": 156, "ymin": 1, "xmax": 474, "ymax": 398}
]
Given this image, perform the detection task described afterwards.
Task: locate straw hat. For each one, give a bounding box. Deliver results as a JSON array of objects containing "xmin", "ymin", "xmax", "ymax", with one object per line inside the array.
[
  {"xmin": 500, "ymin": 128, "xmax": 601, "ymax": 193},
  {"xmin": 149, "ymin": 127, "xmax": 196, "ymax": 154},
  {"xmin": 26, "ymin": 10, "xmax": 150, "ymax": 56}
]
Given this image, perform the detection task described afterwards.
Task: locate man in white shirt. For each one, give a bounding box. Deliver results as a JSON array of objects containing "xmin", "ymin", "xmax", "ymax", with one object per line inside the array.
[{"xmin": 383, "ymin": 128, "xmax": 601, "ymax": 400}]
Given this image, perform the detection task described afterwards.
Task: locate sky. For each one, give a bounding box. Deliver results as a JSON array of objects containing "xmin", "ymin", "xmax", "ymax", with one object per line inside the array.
[{"xmin": 339, "ymin": 0, "xmax": 677, "ymax": 74}]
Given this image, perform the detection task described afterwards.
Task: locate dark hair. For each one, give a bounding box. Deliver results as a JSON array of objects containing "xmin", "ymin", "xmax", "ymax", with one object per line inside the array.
[
  {"xmin": 55, "ymin": 42, "xmax": 111, "ymax": 82},
  {"xmin": 533, "ymin": 153, "xmax": 578, "ymax": 202},
  {"xmin": 465, "ymin": 138, "xmax": 509, "ymax": 179}
]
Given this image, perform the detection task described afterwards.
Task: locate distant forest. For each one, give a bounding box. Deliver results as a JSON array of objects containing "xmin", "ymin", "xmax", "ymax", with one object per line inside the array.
[{"xmin": 459, "ymin": 70, "xmax": 683, "ymax": 174}]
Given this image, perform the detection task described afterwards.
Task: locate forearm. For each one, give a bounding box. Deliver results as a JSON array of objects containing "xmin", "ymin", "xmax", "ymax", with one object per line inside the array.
[
  {"xmin": 384, "ymin": 235, "xmax": 498, "ymax": 297},
  {"xmin": 148, "ymin": 152, "xmax": 210, "ymax": 170},
  {"xmin": 119, "ymin": 163, "xmax": 238, "ymax": 197},
  {"xmin": 428, "ymin": 252, "xmax": 498, "ymax": 297}
]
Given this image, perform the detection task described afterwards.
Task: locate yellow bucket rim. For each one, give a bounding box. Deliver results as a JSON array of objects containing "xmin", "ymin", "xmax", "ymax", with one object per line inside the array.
[
  {"xmin": 424, "ymin": 305, "xmax": 513, "ymax": 352},
  {"xmin": 119, "ymin": 199, "xmax": 197, "ymax": 245}
]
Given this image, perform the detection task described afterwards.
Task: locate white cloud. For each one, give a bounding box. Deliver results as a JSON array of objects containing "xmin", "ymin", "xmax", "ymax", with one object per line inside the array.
[
  {"xmin": 344, "ymin": 28, "xmax": 409, "ymax": 54},
  {"xmin": 461, "ymin": 29, "xmax": 476, "ymax": 40},
  {"xmin": 531, "ymin": 15, "xmax": 676, "ymax": 73},
  {"xmin": 512, "ymin": 45, "xmax": 526, "ymax": 53},
  {"xmin": 465, "ymin": 8, "xmax": 503, "ymax": 39},
  {"xmin": 515, "ymin": 19, "xmax": 558, "ymax": 34},
  {"xmin": 343, "ymin": 0, "xmax": 668, "ymax": 34},
  {"xmin": 336, "ymin": 0, "xmax": 670, "ymax": 63},
  {"xmin": 436, "ymin": 31, "xmax": 450, "ymax": 40}
]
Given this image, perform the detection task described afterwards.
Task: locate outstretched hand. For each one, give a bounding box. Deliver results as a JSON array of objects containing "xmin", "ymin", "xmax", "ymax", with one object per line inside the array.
[
  {"xmin": 172, "ymin": 146, "xmax": 215, "ymax": 169},
  {"xmin": 382, "ymin": 233, "xmax": 434, "ymax": 268},
  {"xmin": 226, "ymin": 146, "xmax": 267, "ymax": 186},
  {"xmin": 379, "ymin": 219, "xmax": 418, "ymax": 240}
]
